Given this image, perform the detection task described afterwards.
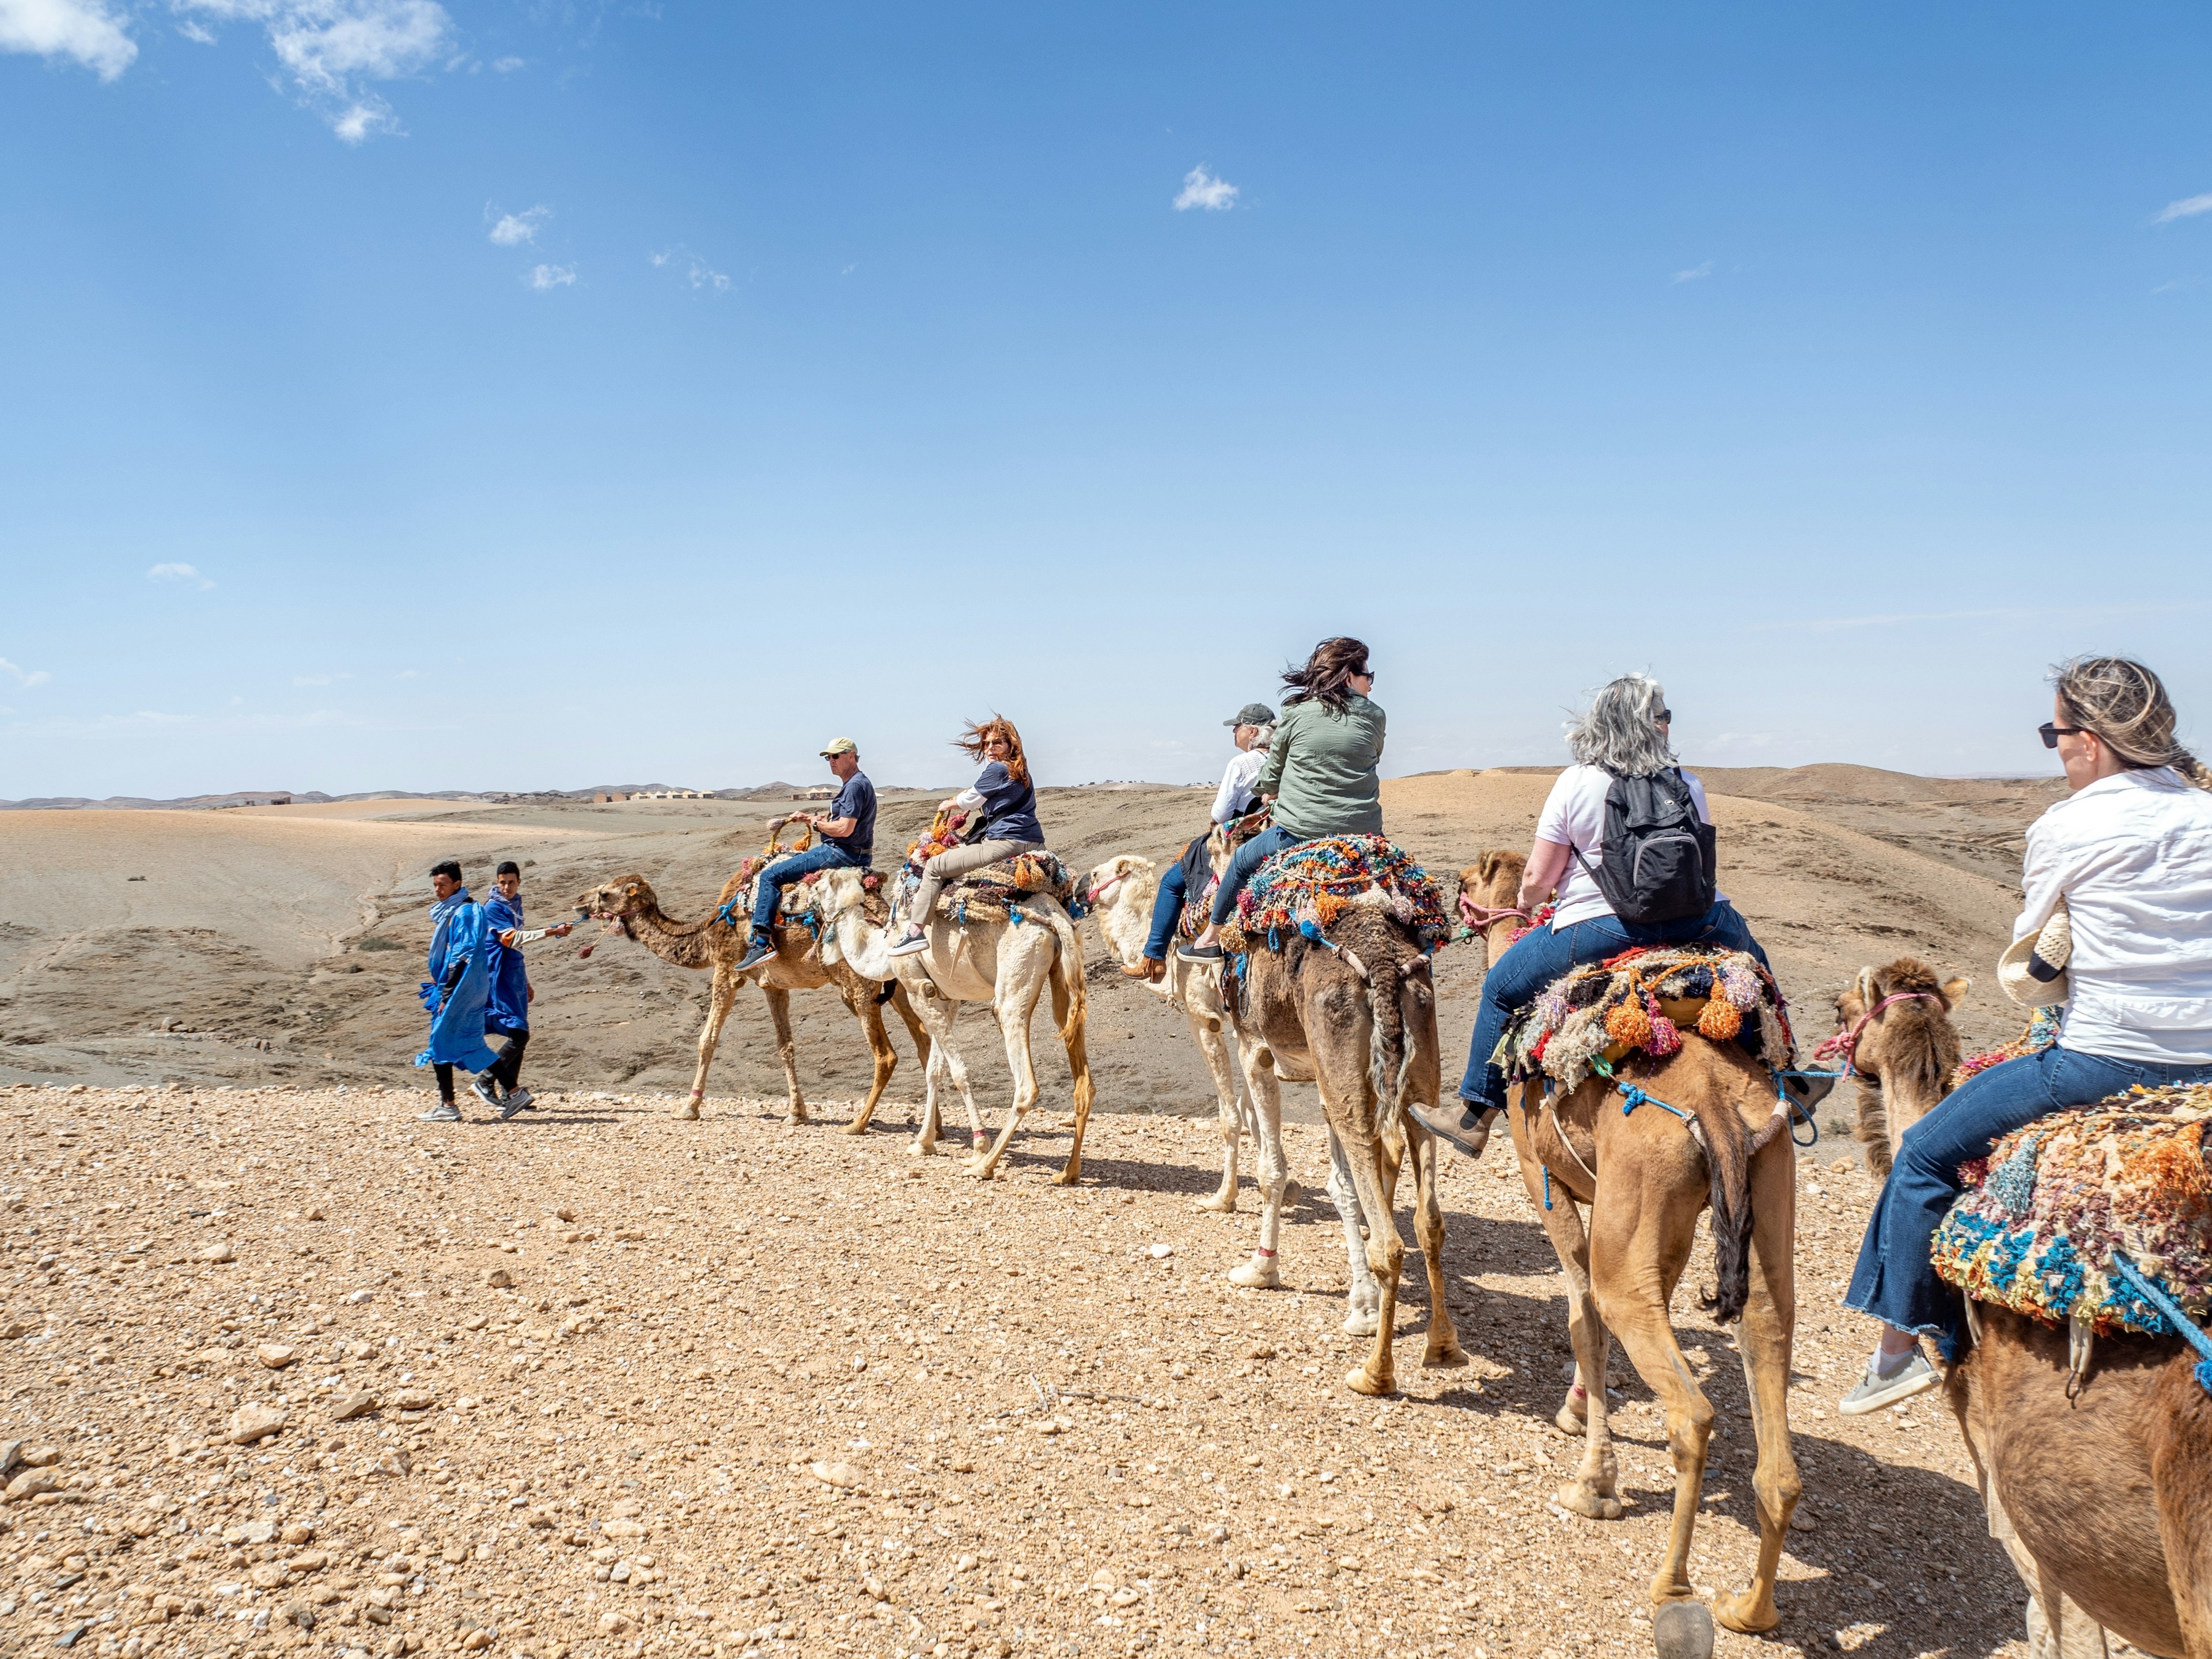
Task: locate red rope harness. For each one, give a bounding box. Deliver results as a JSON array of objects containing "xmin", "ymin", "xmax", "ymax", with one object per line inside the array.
[{"xmin": 1813, "ymin": 990, "xmax": 1944, "ymax": 1077}]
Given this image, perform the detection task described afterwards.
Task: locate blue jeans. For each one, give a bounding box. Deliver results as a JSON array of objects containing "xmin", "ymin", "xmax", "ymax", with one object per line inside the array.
[
  {"xmin": 1210, "ymin": 825, "xmax": 1299, "ymax": 928},
  {"xmin": 1457, "ymin": 899, "xmax": 1771, "ymax": 1111},
  {"xmin": 1145, "ymin": 859, "xmax": 1188, "ymax": 961},
  {"xmin": 1844, "ymin": 1044, "xmax": 2212, "ymax": 1362},
  {"xmin": 750, "ymin": 844, "xmax": 861, "ymax": 935}
]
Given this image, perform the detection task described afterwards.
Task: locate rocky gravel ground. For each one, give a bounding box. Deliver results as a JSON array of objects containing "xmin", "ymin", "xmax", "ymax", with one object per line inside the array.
[{"xmin": 3, "ymin": 1083, "xmax": 2032, "ymax": 1659}]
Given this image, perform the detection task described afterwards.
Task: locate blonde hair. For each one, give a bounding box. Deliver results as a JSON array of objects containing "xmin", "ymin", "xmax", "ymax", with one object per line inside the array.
[{"xmin": 2053, "ymin": 656, "xmax": 2211, "ymax": 790}]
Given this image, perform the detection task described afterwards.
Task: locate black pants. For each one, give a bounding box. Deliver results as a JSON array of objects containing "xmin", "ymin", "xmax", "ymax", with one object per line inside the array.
[
  {"xmin": 433, "ymin": 1062, "xmax": 456, "ymax": 1103},
  {"xmin": 488, "ymin": 1029, "xmax": 529, "ymax": 1092}
]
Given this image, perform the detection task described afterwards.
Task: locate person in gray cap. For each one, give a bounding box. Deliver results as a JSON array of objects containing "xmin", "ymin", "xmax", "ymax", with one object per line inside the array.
[{"xmin": 1124, "ymin": 702, "xmax": 1276, "ymax": 981}]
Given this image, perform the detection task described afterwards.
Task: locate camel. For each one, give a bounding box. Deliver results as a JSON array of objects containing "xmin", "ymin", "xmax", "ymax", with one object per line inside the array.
[
  {"xmin": 1083, "ymin": 851, "xmax": 1387, "ymax": 1338},
  {"xmin": 1831, "ymin": 963, "xmax": 2207, "ymax": 1659},
  {"xmin": 573, "ymin": 859, "xmax": 930, "ymax": 1128},
  {"xmin": 1215, "ymin": 875, "xmax": 1467, "ymax": 1395},
  {"xmin": 812, "ymin": 864, "xmax": 1097, "ymax": 1183},
  {"xmin": 1460, "ymin": 849, "xmax": 1801, "ymax": 1634}
]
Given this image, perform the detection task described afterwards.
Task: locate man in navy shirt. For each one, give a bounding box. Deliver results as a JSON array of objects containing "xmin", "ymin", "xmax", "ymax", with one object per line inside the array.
[{"xmin": 737, "ymin": 737, "xmax": 878, "ymax": 974}]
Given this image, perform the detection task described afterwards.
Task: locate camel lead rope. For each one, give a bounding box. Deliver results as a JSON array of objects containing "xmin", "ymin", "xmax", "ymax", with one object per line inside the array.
[{"xmin": 2109, "ymin": 1252, "xmax": 2212, "ymax": 1395}]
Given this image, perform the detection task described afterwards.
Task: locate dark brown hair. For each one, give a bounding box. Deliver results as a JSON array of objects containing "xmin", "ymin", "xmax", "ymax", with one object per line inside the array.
[
  {"xmin": 1281, "ymin": 636, "xmax": 1372, "ymax": 713},
  {"xmin": 2054, "ymin": 656, "xmax": 2210, "ymax": 790},
  {"xmin": 956, "ymin": 715, "xmax": 1029, "ymax": 785}
]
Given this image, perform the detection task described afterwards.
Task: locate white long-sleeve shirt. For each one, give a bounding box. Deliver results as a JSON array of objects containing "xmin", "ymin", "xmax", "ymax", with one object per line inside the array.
[
  {"xmin": 2017, "ymin": 767, "xmax": 2212, "ymax": 1064},
  {"xmin": 1211, "ymin": 747, "xmax": 1267, "ymax": 825}
]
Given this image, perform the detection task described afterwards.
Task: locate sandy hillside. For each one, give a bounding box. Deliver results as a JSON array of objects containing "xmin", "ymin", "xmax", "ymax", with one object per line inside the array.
[
  {"xmin": 0, "ymin": 1082, "xmax": 2030, "ymax": 1659},
  {"xmin": 0, "ymin": 770, "xmax": 2053, "ymax": 1122}
]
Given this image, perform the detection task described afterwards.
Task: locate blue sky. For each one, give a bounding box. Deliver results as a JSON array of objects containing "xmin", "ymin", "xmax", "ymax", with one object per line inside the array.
[{"xmin": 4, "ymin": 2, "xmax": 2210, "ymax": 798}]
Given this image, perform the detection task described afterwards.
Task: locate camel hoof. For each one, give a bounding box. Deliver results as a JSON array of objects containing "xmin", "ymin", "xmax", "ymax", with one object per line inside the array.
[
  {"xmin": 1553, "ymin": 1483, "xmax": 1623, "ymax": 1520},
  {"xmin": 1194, "ymin": 1191, "xmax": 1237, "ymax": 1214},
  {"xmin": 1653, "ymin": 1599, "xmax": 1717, "ymax": 1659},
  {"xmin": 841, "ymin": 1119, "xmax": 871, "ymax": 1137},
  {"xmin": 1342, "ymin": 1366, "xmax": 1393, "ymax": 1398},
  {"xmin": 1421, "ymin": 1343, "xmax": 1469, "ymax": 1370},
  {"xmin": 908, "ymin": 1139, "xmax": 937, "ymax": 1157},
  {"xmin": 1226, "ymin": 1258, "xmax": 1281, "ymax": 1290},
  {"xmin": 1281, "ymin": 1179, "xmax": 1302, "ymax": 1208},
  {"xmin": 1711, "ymin": 1591, "xmax": 1777, "ymax": 1637},
  {"xmin": 1049, "ymin": 1165, "xmax": 1081, "ymax": 1187},
  {"xmin": 963, "ymin": 1158, "xmax": 996, "ymax": 1180},
  {"xmin": 674, "ymin": 1102, "xmax": 700, "ymax": 1122},
  {"xmin": 1342, "ymin": 1308, "xmax": 1380, "ymax": 1338},
  {"xmin": 1556, "ymin": 1393, "xmax": 1589, "ymax": 1435}
]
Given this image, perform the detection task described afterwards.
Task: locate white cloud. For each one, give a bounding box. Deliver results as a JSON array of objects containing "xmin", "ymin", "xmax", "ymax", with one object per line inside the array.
[
  {"xmin": 1173, "ymin": 164, "xmax": 1238, "ymax": 212},
  {"xmin": 650, "ymin": 245, "xmax": 729, "ymax": 291},
  {"xmin": 527, "ymin": 263, "xmax": 576, "ymax": 290},
  {"xmin": 172, "ymin": 0, "xmax": 452, "ymax": 141},
  {"xmin": 490, "ymin": 52, "xmax": 521, "ymax": 71},
  {"xmin": 147, "ymin": 561, "xmax": 217, "ymax": 589},
  {"xmin": 0, "ymin": 0, "xmax": 137, "ymax": 75},
  {"xmin": 0, "ymin": 656, "xmax": 53, "ymax": 688},
  {"xmin": 1672, "ymin": 260, "xmax": 1714, "ymax": 283},
  {"xmin": 2153, "ymin": 193, "xmax": 2212, "ymax": 225},
  {"xmin": 489, "ymin": 204, "xmax": 550, "ymax": 246}
]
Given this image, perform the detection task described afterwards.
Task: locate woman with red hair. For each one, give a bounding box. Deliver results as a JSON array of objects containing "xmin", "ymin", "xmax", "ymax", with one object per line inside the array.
[{"xmin": 891, "ymin": 716, "xmax": 1048, "ymax": 955}]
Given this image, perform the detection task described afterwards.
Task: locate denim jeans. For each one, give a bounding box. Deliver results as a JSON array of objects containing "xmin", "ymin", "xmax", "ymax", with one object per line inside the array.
[
  {"xmin": 1209, "ymin": 825, "xmax": 1300, "ymax": 927},
  {"xmin": 751, "ymin": 843, "xmax": 861, "ymax": 934},
  {"xmin": 1844, "ymin": 1044, "xmax": 2212, "ymax": 1362},
  {"xmin": 1145, "ymin": 859, "xmax": 1189, "ymax": 961},
  {"xmin": 1457, "ymin": 899, "xmax": 1771, "ymax": 1111}
]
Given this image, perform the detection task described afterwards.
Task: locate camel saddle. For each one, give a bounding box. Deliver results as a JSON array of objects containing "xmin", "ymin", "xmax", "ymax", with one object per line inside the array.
[
  {"xmin": 1226, "ymin": 834, "xmax": 1452, "ymax": 956},
  {"xmin": 1934, "ymin": 1083, "xmax": 2212, "ymax": 1342},
  {"xmin": 727, "ymin": 820, "xmax": 893, "ymax": 933},
  {"xmin": 890, "ymin": 849, "xmax": 1084, "ymax": 928},
  {"xmin": 1494, "ymin": 946, "xmax": 1795, "ymax": 1094}
]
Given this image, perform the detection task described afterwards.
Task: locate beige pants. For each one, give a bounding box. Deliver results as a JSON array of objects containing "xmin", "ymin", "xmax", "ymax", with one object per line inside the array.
[{"xmin": 907, "ymin": 839, "xmax": 1044, "ymax": 927}]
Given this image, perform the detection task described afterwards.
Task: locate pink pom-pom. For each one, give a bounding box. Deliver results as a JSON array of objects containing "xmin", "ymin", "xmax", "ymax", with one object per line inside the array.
[{"xmin": 1646, "ymin": 1013, "xmax": 1683, "ymax": 1056}]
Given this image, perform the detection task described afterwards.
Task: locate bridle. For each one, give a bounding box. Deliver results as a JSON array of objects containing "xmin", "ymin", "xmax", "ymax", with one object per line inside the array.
[
  {"xmin": 1458, "ymin": 895, "xmax": 1529, "ymax": 931},
  {"xmin": 1085, "ymin": 873, "xmax": 1127, "ymax": 907},
  {"xmin": 1813, "ymin": 990, "xmax": 1945, "ymax": 1078}
]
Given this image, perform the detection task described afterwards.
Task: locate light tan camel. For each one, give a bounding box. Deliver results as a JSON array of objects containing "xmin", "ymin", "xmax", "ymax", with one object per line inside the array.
[
  {"xmin": 1832, "ymin": 964, "xmax": 2204, "ymax": 1659},
  {"xmin": 1224, "ymin": 892, "xmax": 1467, "ymax": 1395},
  {"xmin": 1080, "ymin": 853, "xmax": 1257, "ymax": 1211},
  {"xmin": 813, "ymin": 865, "xmax": 1097, "ymax": 1183},
  {"xmin": 1462, "ymin": 849, "xmax": 1801, "ymax": 1634},
  {"xmin": 574, "ymin": 865, "xmax": 930, "ymax": 1127}
]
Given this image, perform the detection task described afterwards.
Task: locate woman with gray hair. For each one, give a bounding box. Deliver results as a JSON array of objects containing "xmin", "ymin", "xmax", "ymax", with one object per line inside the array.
[{"xmin": 1421, "ymin": 673, "xmax": 1771, "ymax": 1159}]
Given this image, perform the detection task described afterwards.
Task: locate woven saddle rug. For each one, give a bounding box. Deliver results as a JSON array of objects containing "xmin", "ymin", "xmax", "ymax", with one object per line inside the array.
[
  {"xmin": 725, "ymin": 860, "xmax": 893, "ymax": 935},
  {"xmin": 1222, "ymin": 835, "xmax": 1452, "ymax": 956},
  {"xmin": 1933, "ymin": 1084, "xmax": 2212, "ymax": 1339},
  {"xmin": 1495, "ymin": 946, "xmax": 1796, "ymax": 1094},
  {"xmin": 891, "ymin": 850, "xmax": 1084, "ymax": 928}
]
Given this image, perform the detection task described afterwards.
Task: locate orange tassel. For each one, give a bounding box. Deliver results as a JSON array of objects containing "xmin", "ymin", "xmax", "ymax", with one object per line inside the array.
[
  {"xmin": 1697, "ymin": 998, "xmax": 1743, "ymax": 1040},
  {"xmin": 1606, "ymin": 1001, "xmax": 1653, "ymax": 1049}
]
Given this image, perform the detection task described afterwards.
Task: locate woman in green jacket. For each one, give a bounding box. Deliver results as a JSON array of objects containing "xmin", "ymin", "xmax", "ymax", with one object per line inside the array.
[{"xmin": 1180, "ymin": 636, "xmax": 1385, "ymax": 961}]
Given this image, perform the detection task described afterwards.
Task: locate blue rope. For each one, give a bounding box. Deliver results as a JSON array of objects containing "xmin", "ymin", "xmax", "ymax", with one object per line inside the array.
[
  {"xmin": 1542, "ymin": 1166, "xmax": 1552, "ymax": 1211},
  {"xmin": 1776, "ymin": 1074, "xmax": 1820, "ymax": 1147},
  {"xmin": 2110, "ymin": 1253, "xmax": 2212, "ymax": 1395},
  {"xmin": 1592, "ymin": 1056, "xmax": 1698, "ymax": 1131}
]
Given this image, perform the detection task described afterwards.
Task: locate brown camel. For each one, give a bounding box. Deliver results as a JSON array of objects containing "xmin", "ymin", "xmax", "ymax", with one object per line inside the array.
[
  {"xmin": 1460, "ymin": 850, "xmax": 1802, "ymax": 1634},
  {"xmin": 1225, "ymin": 892, "xmax": 1466, "ymax": 1395},
  {"xmin": 574, "ymin": 861, "xmax": 930, "ymax": 1127},
  {"xmin": 1834, "ymin": 964, "xmax": 2207, "ymax": 1659}
]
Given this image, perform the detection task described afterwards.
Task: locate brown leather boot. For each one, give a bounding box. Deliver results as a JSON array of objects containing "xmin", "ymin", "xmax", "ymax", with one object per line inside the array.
[{"xmin": 1122, "ymin": 957, "xmax": 1165, "ymax": 982}]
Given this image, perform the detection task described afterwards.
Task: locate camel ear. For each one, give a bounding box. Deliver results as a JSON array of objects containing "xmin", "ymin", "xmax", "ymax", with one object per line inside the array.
[
  {"xmin": 1942, "ymin": 975, "xmax": 1973, "ymax": 1010},
  {"xmin": 1855, "ymin": 964, "xmax": 1881, "ymax": 1013}
]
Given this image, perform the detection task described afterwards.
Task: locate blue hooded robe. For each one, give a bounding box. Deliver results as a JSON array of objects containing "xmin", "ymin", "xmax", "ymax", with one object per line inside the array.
[
  {"xmin": 482, "ymin": 890, "xmax": 529, "ymax": 1037},
  {"xmin": 414, "ymin": 890, "xmax": 500, "ymax": 1073}
]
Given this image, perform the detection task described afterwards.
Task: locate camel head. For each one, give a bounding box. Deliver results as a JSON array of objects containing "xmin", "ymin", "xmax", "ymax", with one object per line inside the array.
[
  {"xmin": 574, "ymin": 873, "xmax": 660, "ymax": 935},
  {"xmin": 1828, "ymin": 956, "xmax": 1971, "ymax": 1177},
  {"xmin": 1081, "ymin": 854, "xmax": 1155, "ymax": 911},
  {"xmin": 1455, "ymin": 849, "xmax": 1529, "ymax": 947}
]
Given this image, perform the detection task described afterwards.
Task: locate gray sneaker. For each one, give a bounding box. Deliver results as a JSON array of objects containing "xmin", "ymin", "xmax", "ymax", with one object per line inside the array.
[
  {"xmin": 1839, "ymin": 1348, "xmax": 1937, "ymax": 1415},
  {"xmin": 888, "ymin": 929, "xmax": 931, "ymax": 957},
  {"xmin": 496, "ymin": 1088, "xmax": 534, "ymax": 1120},
  {"xmin": 469, "ymin": 1075, "xmax": 502, "ymax": 1109},
  {"xmin": 418, "ymin": 1101, "xmax": 462, "ymax": 1123}
]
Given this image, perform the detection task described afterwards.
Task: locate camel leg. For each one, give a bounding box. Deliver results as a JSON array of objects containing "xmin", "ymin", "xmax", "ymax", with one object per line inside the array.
[
  {"xmin": 1335, "ymin": 1118, "xmax": 1405, "ymax": 1396},
  {"xmin": 682, "ymin": 965, "xmax": 739, "ymax": 1120},
  {"xmin": 842, "ymin": 980, "xmax": 899, "ymax": 1135},
  {"xmin": 1192, "ymin": 1013, "xmax": 1249, "ymax": 1213},
  {"xmin": 1228, "ymin": 1046, "xmax": 1289, "ymax": 1291},
  {"xmin": 2149, "ymin": 1362, "xmax": 2212, "ymax": 1658},
  {"xmin": 1050, "ymin": 951, "xmax": 1097, "ymax": 1187},
  {"xmin": 888, "ymin": 983, "xmax": 934, "ymax": 1075},
  {"xmin": 1406, "ymin": 1124, "xmax": 1468, "ymax": 1371},
  {"xmin": 1325, "ymin": 1128, "xmax": 1381, "ymax": 1336},
  {"xmin": 1587, "ymin": 1164, "xmax": 1715, "ymax": 1609},
  {"xmin": 1715, "ymin": 1135, "xmax": 1801, "ymax": 1635},
  {"xmin": 970, "ymin": 980, "xmax": 1043, "ymax": 1180},
  {"xmin": 760, "ymin": 986, "xmax": 807, "ymax": 1127},
  {"xmin": 911, "ymin": 996, "xmax": 967, "ymax": 1157},
  {"xmin": 1506, "ymin": 1096, "xmax": 1624, "ymax": 1516}
]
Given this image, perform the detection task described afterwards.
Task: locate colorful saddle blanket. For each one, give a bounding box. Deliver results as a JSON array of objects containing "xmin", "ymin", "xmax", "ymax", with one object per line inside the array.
[
  {"xmin": 1229, "ymin": 835, "xmax": 1452, "ymax": 954},
  {"xmin": 1933, "ymin": 1084, "xmax": 2212, "ymax": 1339},
  {"xmin": 893, "ymin": 850, "xmax": 1084, "ymax": 926},
  {"xmin": 1494, "ymin": 946, "xmax": 1795, "ymax": 1093},
  {"xmin": 724, "ymin": 861, "xmax": 891, "ymax": 935}
]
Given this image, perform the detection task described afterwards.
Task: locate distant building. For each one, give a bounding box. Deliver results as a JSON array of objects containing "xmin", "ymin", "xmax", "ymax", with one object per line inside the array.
[
  {"xmin": 793, "ymin": 786, "xmax": 838, "ymax": 801},
  {"xmin": 593, "ymin": 791, "xmax": 629, "ymax": 804}
]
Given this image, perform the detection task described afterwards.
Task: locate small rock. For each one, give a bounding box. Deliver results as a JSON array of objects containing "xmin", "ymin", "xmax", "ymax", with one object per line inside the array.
[
  {"xmin": 197, "ymin": 1241, "xmax": 236, "ymax": 1264},
  {"xmin": 256, "ymin": 1343, "xmax": 297, "ymax": 1370},
  {"xmin": 248, "ymin": 1563, "xmax": 288, "ymax": 1589},
  {"xmin": 3, "ymin": 1466, "xmax": 58, "ymax": 1501},
  {"xmin": 810, "ymin": 1460, "xmax": 863, "ymax": 1490},
  {"xmin": 20, "ymin": 1444, "xmax": 59, "ymax": 1468},
  {"xmin": 484, "ymin": 1268, "xmax": 513, "ymax": 1289},
  {"xmin": 597, "ymin": 1612, "xmax": 635, "ymax": 1636},
  {"xmin": 369, "ymin": 1449, "xmax": 411, "ymax": 1477},
  {"xmin": 555, "ymin": 1206, "xmax": 576, "ymax": 1222},
  {"xmin": 0, "ymin": 1440, "xmax": 19, "ymax": 1478},
  {"xmin": 237, "ymin": 1520, "xmax": 276, "ymax": 1544},
  {"xmin": 225, "ymin": 1403, "xmax": 288, "ymax": 1445},
  {"xmin": 460, "ymin": 1629, "xmax": 492, "ymax": 1651},
  {"xmin": 1147, "ymin": 1243, "xmax": 1174, "ymax": 1259},
  {"xmin": 0, "ymin": 1319, "xmax": 29, "ymax": 1340},
  {"xmin": 279, "ymin": 1603, "xmax": 315, "ymax": 1631},
  {"xmin": 1829, "ymin": 1155, "xmax": 1858, "ymax": 1175},
  {"xmin": 281, "ymin": 1522, "xmax": 316, "ymax": 1545},
  {"xmin": 330, "ymin": 1391, "xmax": 378, "ymax": 1422},
  {"xmin": 388, "ymin": 1386, "xmax": 435, "ymax": 1412},
  {"xmin": 601, "ymin": 1518, "xmax": 646, "ymax": 1539}
]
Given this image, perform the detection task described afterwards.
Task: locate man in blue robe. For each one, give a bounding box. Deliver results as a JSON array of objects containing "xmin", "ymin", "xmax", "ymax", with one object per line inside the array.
[
  {"xmin": 415, "ymin": 859, "xmax": 501, "ymax": 1121},
  {"xmin": 476, "ymin": 859, "xmax": 571, "ymax": 1119}
]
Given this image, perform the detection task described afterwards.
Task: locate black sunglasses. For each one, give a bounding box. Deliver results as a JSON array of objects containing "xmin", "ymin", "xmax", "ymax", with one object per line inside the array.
[
  {"xmin": 2039, "ymin": 722, "xmax": 2086, "ymax": 749},
  {"xmin": 1656, "ymin": 709, "xmax": 1673, "ymax": 722}
]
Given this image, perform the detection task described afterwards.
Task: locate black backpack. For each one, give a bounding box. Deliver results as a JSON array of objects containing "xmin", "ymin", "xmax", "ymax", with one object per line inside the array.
[{"xmin": 1569, "ymin": 768, "xmax": 1717, "ymax": 925}]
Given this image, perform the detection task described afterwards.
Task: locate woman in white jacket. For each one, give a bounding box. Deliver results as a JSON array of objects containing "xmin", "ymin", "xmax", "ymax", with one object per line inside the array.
[{"xmin": 1840, "ymin": 657, "xmax": 2212, "ymax": 1414}]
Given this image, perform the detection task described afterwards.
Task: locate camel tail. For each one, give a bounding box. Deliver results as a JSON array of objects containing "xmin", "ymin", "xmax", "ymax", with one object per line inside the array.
[
  {"xmin": 1366, "ymin": 959, "xmax": 1411, "ymax": 1141},
  {"xmin": 1692, "ymin": 1090, "xmax": 1756, "ymax": 1325},
  {"xmin": 1054, "ymin": 903, "xmax": 1089, "ymax": 1049}
]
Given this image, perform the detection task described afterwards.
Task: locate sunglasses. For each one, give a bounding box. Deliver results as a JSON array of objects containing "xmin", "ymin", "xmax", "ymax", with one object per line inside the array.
[
  {"xmin": 2039, "ymin": 722, "xmax": 2086, "ymax": 749},
  {"xmin": 1656, "ymin": 709, "xmax": 1673, "ymax": 722}
]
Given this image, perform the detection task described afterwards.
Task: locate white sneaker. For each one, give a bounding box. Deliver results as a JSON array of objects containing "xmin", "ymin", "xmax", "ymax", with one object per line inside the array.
[
  {"xmin": 1839, "ymin": 1349, "xmax": 1937, "ymax": 1415},
  {"xmin": 888, "ymin": 929, "xmax": 930, "ymax": 957}
]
